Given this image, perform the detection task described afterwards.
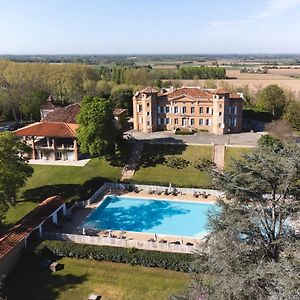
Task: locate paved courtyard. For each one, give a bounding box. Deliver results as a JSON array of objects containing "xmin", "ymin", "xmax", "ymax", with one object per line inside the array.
[
  {"xmin": 29, "ymin": 158, "xmax": 90, "ymax": 167},
  {"xmin": 125, "ymin": 130, "xmax": 264, "ymax": 146}
]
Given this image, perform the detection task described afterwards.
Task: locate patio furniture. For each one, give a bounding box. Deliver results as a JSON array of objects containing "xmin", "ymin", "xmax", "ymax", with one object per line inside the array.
[
  {"xmin": 148, "ymin": 238, "xmax": 155, "ymax": 242},
  {"xmin": 159, "ymin": 239, "xmax": 167, "ymax": 243},
  {"xmin": 193, "ymin": 191, "xmax": 199, "ymax": 198},
  {"xmin": 172, "ymin": 188, "xmax": 179, "ymax": 196},
  {"xmin": 134, "ymin": 186, "xmax": 140, "ymax": 193},
  {"xmin": 186, "ymin": 242, "xmax": 194, "ymax": 246},
  {"xmin": 170, "ymin": 241, "xmax": 181, "ymax": 245},
  {"xmin": 164, "ymin": 189, "xmax": 169, "ymax": 195}
]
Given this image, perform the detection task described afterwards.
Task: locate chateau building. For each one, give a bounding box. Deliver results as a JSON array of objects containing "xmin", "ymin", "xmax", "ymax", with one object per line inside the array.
[{"xmin": 133, "ymin": 86, "xmax": 244, "ymax": 135}]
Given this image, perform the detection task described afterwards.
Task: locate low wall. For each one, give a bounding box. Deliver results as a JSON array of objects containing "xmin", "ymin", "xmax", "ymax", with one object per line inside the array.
[{"xmin": 44, "ymin": 232, "xmax": 196, "ymax": 254}]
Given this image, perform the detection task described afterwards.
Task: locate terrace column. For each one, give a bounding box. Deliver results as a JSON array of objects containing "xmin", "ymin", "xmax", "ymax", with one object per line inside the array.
[
  {"xmin": 73, "ymin": 139, "xmax": 78, "ymax": 161},
  {"xmin": 31, "ymin": 136, "xmax": 36, "ymax": 160},
  {"xmin": 52, "ymin": 212, "xmax": 58, "ymax": 225},
  {"xmin": 62, "ymin": 203, "xmax": 68, "ymax": 216},
  {"xmin": 38, "ymin": 225, "xmax": 43, "ymax": 238}
]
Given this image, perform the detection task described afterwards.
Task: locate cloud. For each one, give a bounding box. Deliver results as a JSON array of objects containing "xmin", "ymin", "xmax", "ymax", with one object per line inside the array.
[
  {"xmin": 255, "ymin": 0, "xmax": 300, "ymax": 18},
  {"xmin": 207, "ymin": 0, "xmax": 300, "ymax": 31}
]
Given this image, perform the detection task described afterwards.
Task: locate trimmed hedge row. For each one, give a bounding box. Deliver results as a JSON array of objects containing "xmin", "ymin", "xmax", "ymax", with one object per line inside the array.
[{"xmin": 35, "ymin": 240, "xmax": 193, "ymax": 272}]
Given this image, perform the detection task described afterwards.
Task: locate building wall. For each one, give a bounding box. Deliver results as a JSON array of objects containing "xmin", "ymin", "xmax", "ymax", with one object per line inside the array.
[
  {"xmin": 0, "ymin": 240, "xmax": 25, "ymax": 276},
  {"xmin": 133, "ymin": 90, "xmax": 243, "ymax": 135}
]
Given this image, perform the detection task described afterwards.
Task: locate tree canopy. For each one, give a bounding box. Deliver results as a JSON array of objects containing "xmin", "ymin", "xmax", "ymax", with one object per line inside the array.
[
  {"xmin": 173, "ymin": 142, "xmax": 300, "ymax": 300},
  {"xmin": 257, "ymin": 84, "xmax": 287, "ymax": 118},
  {"xmin": 0, "ymin": 132, "xmax": 33, "ymax": 213},
  {"xmin": 283, "ymin": 100, "xmax": 300, "ymax": 130},
  {"xmin": 76, "ymin": 96, "xmax": 116, "ymax": 157}
]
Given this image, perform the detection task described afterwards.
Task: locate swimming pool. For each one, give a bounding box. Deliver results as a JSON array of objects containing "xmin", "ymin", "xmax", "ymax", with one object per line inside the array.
[{"xmin": 82, "ymin": 195, "xmax": 216, "ymax": 238}]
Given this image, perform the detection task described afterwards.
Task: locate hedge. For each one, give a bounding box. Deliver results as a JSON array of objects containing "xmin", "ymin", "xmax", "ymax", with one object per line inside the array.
[{"xmin": 35, "ymin": 240, "xmax": 194, "ymax": 272}]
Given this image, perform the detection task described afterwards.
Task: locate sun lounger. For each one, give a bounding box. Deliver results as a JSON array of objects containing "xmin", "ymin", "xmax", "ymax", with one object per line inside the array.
[
  {"xmin": 186, "ymin": 242, "xmax": 194, "ymax": 246},
  {"xmin": 134, "ymin": 186, "xmax": 140, "ymax": 193},
  {"xmin": 164, "ymin": 189, "xmax": 169, "ymax": 195},
  {"xmin": 172, "ymin": 188, "xmax": 179, "ymax": 196},
  {"xmin": 159, "ymin": 239, "xmax": 167, "ymax": 243},
  {"xmin": 170, "ymin": 241, "xmax": 181, "ymax": 245}
]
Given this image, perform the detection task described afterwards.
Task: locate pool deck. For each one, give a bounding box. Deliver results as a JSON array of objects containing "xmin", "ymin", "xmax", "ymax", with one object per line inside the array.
[{"xmin": 57, "ymin": 188, "xmax": 218, "ymax": 246}]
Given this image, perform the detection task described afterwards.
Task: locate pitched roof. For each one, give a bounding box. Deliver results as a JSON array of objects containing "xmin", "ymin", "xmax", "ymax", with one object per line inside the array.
[
  {"xmin": 113, "ymin": 108, "xmax": 127, "ymax": 116},
  {"xmin": 43, "ymin": 103, "xmax": 80, "ymax": 123},
  {"xmin": 141, "ymin": 86, "xmax": 159, "ymax": 94},
  {"xmin": 215, "ymin": 87, "xmax": 231, "ymax": 94},
  {"xmin": 0, "ymin": 196, "xmax": 64, "ymax": 260},
  {"xmin": 167, "ymin": 87, "xmax": 213, "ymax": 99},
  {"xmin": 14, "ymin": 122, "xmax": 78, "ymax": 138},
  {"xmin": 40, "ymin": 96, "xmax": 58, "ymax": 111},
  {"xmin": 229, "ymin": 93, "xmax": 243, "ymax": 99}
]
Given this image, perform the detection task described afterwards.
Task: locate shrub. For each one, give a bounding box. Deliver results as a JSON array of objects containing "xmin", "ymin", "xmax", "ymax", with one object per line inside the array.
[
  {"xmin": 194, "ymin": 158, "xmax": 215, "ymax": 171},
  {"xmin": 175, "ymin": 130, "xmax": 193, "ymax": 135},
  {"xmin": 165, "ymin": 156, "xmax": 190, "ymax": 169},
  {"xmin": 35, "ymin": 240, "xmax": 193, "ymax": 272}
]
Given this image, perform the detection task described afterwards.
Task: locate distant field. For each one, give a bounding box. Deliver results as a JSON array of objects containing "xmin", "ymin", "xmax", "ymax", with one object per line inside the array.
[
  {"xmin": 159, "ymin": 67, "xmax": 300, "ymax": 95},
  {"xmin": 178, "ymin": 78, "xmax": 300, "ymax": 96}
]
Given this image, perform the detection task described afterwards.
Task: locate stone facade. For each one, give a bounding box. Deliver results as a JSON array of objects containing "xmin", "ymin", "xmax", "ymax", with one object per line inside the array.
[{"xmin": 133, "ymin": 86, "xmax": 243, "ymax": 135}]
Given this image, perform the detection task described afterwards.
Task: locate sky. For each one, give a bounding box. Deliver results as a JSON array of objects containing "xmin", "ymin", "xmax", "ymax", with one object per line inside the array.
[{"xmin": 0, "ymin": 0, "xmax": 300, "ymax": 54}]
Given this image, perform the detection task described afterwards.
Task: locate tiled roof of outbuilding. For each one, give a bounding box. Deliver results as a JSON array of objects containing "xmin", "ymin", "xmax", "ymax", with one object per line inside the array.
[
  {"xmin": 43, "ymin": 103, "xmax": 80, "ymax": 124},
  {"xmin": 0, "ymin": 196, "xmax": 64, "ymax": 260},
  {"xmin": 14, "ymin": 122, "xmax": 78, "ymax": 138}
]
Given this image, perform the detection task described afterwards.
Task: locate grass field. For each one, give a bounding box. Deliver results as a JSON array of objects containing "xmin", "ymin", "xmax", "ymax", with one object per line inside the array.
[
  {"xmin": 3, "ymin": 158, "xmax": 122, "ymax": 226},
  {"xmin": 131, "ymin": 144, "xmax": 213, "ymax": 188},
  {"xmin": 6, "ymin": 257, "xmax": 188, "ymax": 300},
  {"xmin": 224, "ymin": 146, "xmax": 253, "ymax": 170}
]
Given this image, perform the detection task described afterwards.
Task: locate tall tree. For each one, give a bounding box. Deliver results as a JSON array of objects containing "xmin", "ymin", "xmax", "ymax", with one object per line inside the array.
[
  {"xmin": 283, "ymin": 100, "xmax": 300, "ymax": 130},
  {"xmin": 172, "ymin": 142, "xmax": 300, "ymax": 300},
  {"xmin": 257, "ymin": 85, "xmax": 287, "ymax": 118},
  {"xmin": 0, "ymin": 132, "xmax": 33, "ymax": 209},
  {"xmin": 76, "ymin": 96, "xmax": 116, "ymax": 157},
  {"xmin": 110, "ymin": 85, "xmax": 133, "ymax": 114}
]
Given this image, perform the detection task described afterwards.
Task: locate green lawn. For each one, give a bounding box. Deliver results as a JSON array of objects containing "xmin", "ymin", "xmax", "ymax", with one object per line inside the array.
[
  {"xmin": 4, "ymin": 158, "xmax": 122, "ymax": 226},
  {"xmin": 5, "ymin": 257, "xmax": 188, "ymax": 300},
  {"xmin": 130, "ymin": 144, "xmax": 213, "ymax": 188},
  {"xmin": 224, "ymin": 146, "xmax": 253, "ymax": 170}
]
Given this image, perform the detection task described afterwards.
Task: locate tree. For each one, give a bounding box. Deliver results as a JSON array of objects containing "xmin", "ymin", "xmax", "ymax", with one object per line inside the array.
[
  {"xmin": 76, "ymin": 96, "xmax": 116, "ymax": 157},
  {"xmin": 173, "ymin": 143, "xmax": 300, "ymax": 300},
  {"xmin": 257, "ymin": 85, "xmax": 287, "ymax": 118},
  {"xmin": 257, "ymin": 134, "xmax": 283, "ymax": 152},
  {"xmin": 110, "ymin": 85, "xmax": 133, "ymax": 115},
  {"xmin": 0, "ymin": 132, "xmax": 33, "ymax": 210},
  {"xmin": 283, "ymin": 100, "xmax": 300, "ymax": 130},
  {"xmin": 266, "ymin": 120, "xmax": 294, "ymax": 141}
]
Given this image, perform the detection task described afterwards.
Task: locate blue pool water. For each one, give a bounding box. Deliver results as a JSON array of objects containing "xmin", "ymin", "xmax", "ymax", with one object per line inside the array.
[{"xmin": 82, "ymin": 195, "xmax": 216, "ymax": 237}]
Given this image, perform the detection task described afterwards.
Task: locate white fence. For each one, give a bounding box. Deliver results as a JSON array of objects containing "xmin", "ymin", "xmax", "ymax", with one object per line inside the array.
[
  {"xmin": 44, "ymin": 232, "xmax": 196, "ymax": 254},
  {"xmin": 69, "ymin": 182, "xmax": 223, "ymax": 213}
]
